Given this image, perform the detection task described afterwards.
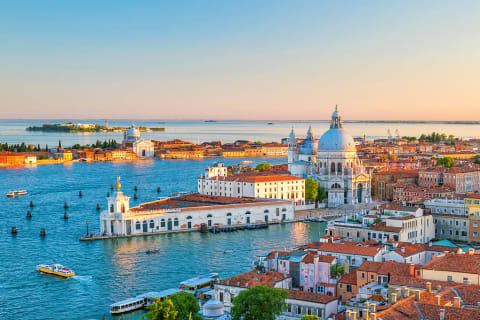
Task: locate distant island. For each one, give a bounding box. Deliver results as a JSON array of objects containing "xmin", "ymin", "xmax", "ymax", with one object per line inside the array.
[{"xmin": 26, "ymin": 123, "xmax": 165, "ymax": 133}]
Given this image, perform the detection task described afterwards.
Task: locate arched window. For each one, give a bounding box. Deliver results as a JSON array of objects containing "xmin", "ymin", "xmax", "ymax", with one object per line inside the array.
[
  {"xmin": 338, "ymin": 162, "xmax": 342, "ymax": 173},
  {"xmin": 226, "ymin": 213, "xmax": 232, "ymax": 216},
  {"xmin": 332, "ymin": 183, "xmax": 341, "ymax": 189},
  {"xmin": 135, "ymin": 221, "xmax": 141, "ymax": 230},
  {"xmin": 187, "ymin": 216, "xmax": 192, "ymax": 219},
  {"xmin": 264, "ymin": 209, "xmax": 269, "ymax": 213},
  {"xmin": 110, "ymin": 204, "xmax": 114, "ymax": 213},
  {"xmin": 207, "ymin": 214, "xmax": 213, "ymax": 218},
  {"xmin": 149, "ymin": 220, "xmax": 155, "ymax": 228},
  {"xmin": 282, "ymin": 208, "xmax": 287, "ymax": 212},
  {"xmin": 160, "ymin": 219, "xmax": 166, "ymax": 228},
  {"xmin": 245, "ymin": 211, "xmax": 251, "ymax": 215},
  {"xmin": 121, "ymin": 204, "xmax": 125, "ymax": 213},
  {"xmin": 174, "ymin": 217, "xmax": 179, "ymax": 227}
]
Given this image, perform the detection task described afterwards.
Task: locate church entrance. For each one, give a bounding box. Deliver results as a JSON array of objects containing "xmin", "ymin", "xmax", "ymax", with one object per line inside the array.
[{"xmin": 357, "ymin": 184, "xmax": 363, "ymax": 203}]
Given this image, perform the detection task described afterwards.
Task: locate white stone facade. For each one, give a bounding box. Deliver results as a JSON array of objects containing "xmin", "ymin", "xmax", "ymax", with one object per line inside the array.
[
  {"xmin": 100, "ymin": 183, "xmax": 294, "ymax": 237},
  {"xmin": 288, "ymin": 106, "xmax": 371, "ymax": 208}
]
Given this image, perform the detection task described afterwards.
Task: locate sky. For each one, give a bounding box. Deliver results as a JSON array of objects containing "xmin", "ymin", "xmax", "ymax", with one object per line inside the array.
[{"xmin": 0, "ymin": 1, "xmax": 479, "ymax": 121}]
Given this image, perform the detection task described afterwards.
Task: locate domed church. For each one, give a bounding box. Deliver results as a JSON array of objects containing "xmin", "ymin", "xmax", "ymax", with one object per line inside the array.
[{"xmin": 288, "ymin": 106, "xmax": 371, "ymax": 207}]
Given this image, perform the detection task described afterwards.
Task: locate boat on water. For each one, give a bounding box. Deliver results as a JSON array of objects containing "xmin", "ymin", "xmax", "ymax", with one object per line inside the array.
[
  {"xmin": 179, "ymin": 273, "xmax": 219, "ymax": 296},
  {"xmin": 110, "ymin": 288, "xmax": 183, "ymax": 314},
  {"xmin": 7, "ymin": 190, "xmax": 27, "ymax": 198},
  {"xmin": 36, "ymin": 264, "xmax": 75, "ymax": 278},
  {"xmin": 240, "ymin": 160, "xmax": 252, "ymax": 164},
  {"xmin": 146, "ymin": 249, "xmax": 159, "ymax": 254}
]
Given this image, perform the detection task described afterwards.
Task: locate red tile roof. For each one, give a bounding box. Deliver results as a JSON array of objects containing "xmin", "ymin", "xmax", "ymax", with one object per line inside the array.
[
  {"xmin": 286, "ymin": 290, "xmax": 337, "ymax": 304},
  {"xmin": 422, "ymin": 253, "xmax": 480, "ymax": 274},
  {"xmin": 218, "ymin": 270, "xmax": 289, "ymax": 288},
  {"xmin": 300, "ymin": 241, "xmax": 383, "ymax": 257},
  {"xmin": 338, "ymin": 272, "xmax": 357, "ymax": 285}
]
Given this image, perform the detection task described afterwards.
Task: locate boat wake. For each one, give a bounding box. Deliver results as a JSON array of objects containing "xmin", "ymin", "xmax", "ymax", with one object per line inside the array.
[{"xmin": 72, "ymin": 275, "xmax": 93, "ymax": 282}]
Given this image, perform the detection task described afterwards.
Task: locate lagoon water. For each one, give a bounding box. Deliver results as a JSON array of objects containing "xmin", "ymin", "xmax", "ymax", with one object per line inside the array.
[
  {"xmin": 0, "ymin": 158, "xmax": 326, "ymax": 320},
  {"xmin": 1, "ymin": 119, "xmax": 480, "ymax": 147}
]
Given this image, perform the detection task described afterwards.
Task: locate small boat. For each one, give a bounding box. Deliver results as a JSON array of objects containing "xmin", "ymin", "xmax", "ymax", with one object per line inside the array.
[
  {"xmin": 36, "ymin": 264, "xmax": 75, "ymax": 278},
  {"xmin": 7, "ymin": 190, "xmax": 27, "ymax": 198},
  {"xmin": 240, "ymin": 160, "xmax": 252, "ymax": 164},
  {"xmin": 146, "ymin": 249, "xmax": 159, "ymax": 254},
  {"xmin": 267, "ymin": 122, "xmax": 274, "ymax": 125}
]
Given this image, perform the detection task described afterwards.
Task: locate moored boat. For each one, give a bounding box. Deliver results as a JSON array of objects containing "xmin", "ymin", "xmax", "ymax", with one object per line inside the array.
[
  {"xmin": 7, "ymin": 190, "xmax": 27, "ymax": 198},
  {"xmin": 110, "ymin": 288, "xmax": 183, "ymax": 314},
  {"xmin": 179, "ymin": 273, "xmax": 219, "ymax": 296},
  {"xmin": 146, "ymin": 249, "xmax": 159, "ymax": 254},
  {"xmin": 36, "ymin": 264, "xmax": 75, "ymax": 278}
]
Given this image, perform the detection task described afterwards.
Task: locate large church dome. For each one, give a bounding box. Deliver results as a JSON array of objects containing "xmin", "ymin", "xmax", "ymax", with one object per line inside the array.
[
  {"xmin": 126, "ymin": 125, "xmax": 141, "ymax": 139},
  {"xmin": 318, "ymin": 106, "xmax": 356, "ymax": 152}
]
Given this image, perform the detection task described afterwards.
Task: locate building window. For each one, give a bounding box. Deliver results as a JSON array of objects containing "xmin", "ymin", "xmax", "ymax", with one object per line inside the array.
[
  {"xmin": 174, "ymin": 218, "xmax": 179, "ymax": 227},
  {"xmin": 361, "ymin": 273, "xmax": 365, "ymax": 279},
  {"xmin": 474, "ymin": 232, "xmax": 478, "ymax": 237},
  {"xmin": 370, "ymin": 274, "xmax": 374, "ymax": 280},
  {"xmin": 346, "ymin": 284, "xmax": 352, "ymax": 293},
  {"xmin": 135, "ymin": 221, "xmax": 141, "ymax": 230},
  {"xmin": 149, "ymin": 220, "xmax": 155, "ymax": 228},
  {"xmin": 219, "ymin": 292, "xmax": 223, "ymax": 302},
  {"xmin": 161, "ymin": 219, "xmax": 165, "ymax": 228},
  {"xmin": 447, "ymin": 276, "xmax": 453, "ymax": 282},
  {"xmin": 297, "ymin": 306, "xmax": 302, "ymax": 314},
  {"xmin": 475, "ymin": 222, "xmax": 479, "ymax": 228}
]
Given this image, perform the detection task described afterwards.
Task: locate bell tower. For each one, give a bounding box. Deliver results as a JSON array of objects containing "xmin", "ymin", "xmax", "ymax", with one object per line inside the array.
[{"xmin": 107, "ymin": 176, "xmax": 130, "ymax": 215}]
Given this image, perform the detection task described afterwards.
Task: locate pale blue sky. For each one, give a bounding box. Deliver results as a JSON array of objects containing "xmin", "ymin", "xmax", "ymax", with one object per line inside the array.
[{"xmin": 1, "ymin": 1, "xmax": 479, "ymax": 120}]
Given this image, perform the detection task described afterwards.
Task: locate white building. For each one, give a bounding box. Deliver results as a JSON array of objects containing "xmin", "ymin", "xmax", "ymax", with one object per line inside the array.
[
  {"xmin": 198, "ymin": 164, "xmax": 305, "ymax": 203},
  {"xmin": 100, "ymin": 178, "xmax": 294, "ymax": 237},
  {"xmin": 424, "ymin": 199, "xmax": 468, "ymax": 215},
  {"xmin": 122, "ymin": 125, "xmax": 154, "ymax": 158},
  {"xmin": 288, "ymin": 106, "xmax": 371, "ymax": 207}
]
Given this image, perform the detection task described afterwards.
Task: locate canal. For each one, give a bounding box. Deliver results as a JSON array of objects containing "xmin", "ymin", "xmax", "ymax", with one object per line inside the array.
[{"xmin": 0, "ymin": 159, "xmax": 326, "ymax": 320}]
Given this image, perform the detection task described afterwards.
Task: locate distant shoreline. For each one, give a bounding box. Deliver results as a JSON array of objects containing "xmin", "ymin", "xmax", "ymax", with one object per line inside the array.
[{"xmin": 1, "ymin": 119, "xmax": 479, "ymax": 124}]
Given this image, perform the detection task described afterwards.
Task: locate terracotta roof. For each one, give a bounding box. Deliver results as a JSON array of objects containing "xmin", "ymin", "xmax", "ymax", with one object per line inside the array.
[
  {"xmin": 218, "ymin": 270, "xmax": 289, "ymax": 288},
  {"xmin": 388, "ymin": 215, "xmax": 416, "ymax": 220},
  {"xmin": 358, "ymin": 261, "xmax": 383, "ymax": 273},
  {"xmin": 300, "ymin": 241, "xmax": 383, "ymax": 257},
  {"xmin": 286, "ymin": 290, "xmax": 337, "ymax": 304},
  {"xmin": 338, "ymin": 272, "xmax": 357, "ymax": 285},
  {"xmin": 393, "ymin": 243, "xmax": 458, "ymax": 257},
  {"xmin": 389, "ymin": 275, "xmax": 453, "ymax": 290},
  {"xmin": 377, "ymin": 261, "xmax": 416, "ymax": 277},
  {"xmin": 371, "ymin": 222, "xmax": 402, "ymax": 233},
  {"xmin": 422, "ymin": 253, "xmax": 480, "ymax": 274}
]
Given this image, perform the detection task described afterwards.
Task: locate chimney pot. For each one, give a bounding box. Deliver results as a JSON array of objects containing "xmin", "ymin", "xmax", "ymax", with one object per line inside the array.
[
  {"xmin": 426, "ymin": 282, "xmax": 432, "ymax": 293},
  {"xmin": 370, "ymin": 312, "xmax": 377, "ymax": 320},
  {"xmin": 391, "ymin": 293, "xmax": 397, "ymax": 304},
  {"xmin": 453, "ymin": 296, "xmax": 461, "ymax": 308},
  {"xmin": 415, "ymin": 289, "xmax": 421, "ymax": 301},
  {"xmin": 436, "ymin": 295, "xmax": 441, "ymax": 305},
  {"xmin": 439, "ymin": 309, "xmax": 445, "ymax": 320}
]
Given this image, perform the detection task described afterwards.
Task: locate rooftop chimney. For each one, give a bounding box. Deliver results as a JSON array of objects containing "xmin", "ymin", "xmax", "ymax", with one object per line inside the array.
[
  {"xmin": 439, "ymin": 309, "xmax": 446, "ymax": 320},
  {"xmin": 453, "ymin": 296, "xmax": 461, "ymax": 308},
  {"xmin": 370, "ymin": 312, "xmax": 377, "ymax": 320},
  {"xmin": 391, "ymin": 293, "xmax": 397, "ymax": 304},
  {"xmin": 371, "ymin": 304, "xmax": 376, "ymax": 312},
  {"xmin": 227, "ymin": 280, "xmax": 230, "ymax": 286},
  {"xmin": 426, "ymin": 282, "xmax": 432, "ymax": 293},
  {"xmin": 410, "ymin": 264, "xmax": 415, "ymax": 277},
  {"xmin": 403, "ymin": 286, "xmax": 410, "ymax": 298},
  {"xmin": 363, "ymin": 308, "xmax": 369, "ymax": 320},
  {"xmin": 415, "ymin": 289, "xmax": 421, "ymax": 301},
  {"xmin": 464, "ymin": 278, "xmax": 471, "ymax": 286},
  {"xmin": 436, "ymin": 295, "xmax": 441, "ymax": 305}
]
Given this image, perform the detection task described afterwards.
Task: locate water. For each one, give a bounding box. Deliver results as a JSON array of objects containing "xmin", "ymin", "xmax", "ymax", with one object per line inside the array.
[
  {"xmin": 0, "ymin": 158, "xmax": 326, "ymax": 320},
  {"xmin": 1, "ymin": 119, "xmax": 480, "ymax": 147}
]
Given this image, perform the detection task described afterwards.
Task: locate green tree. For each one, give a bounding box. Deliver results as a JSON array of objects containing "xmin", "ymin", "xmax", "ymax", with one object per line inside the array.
[
  {"xmin": 435, "ymin": 157, "xmax": 454, "ymax": 168},
  {"xmin": 317, "ymin": 186, "xmax": 327, "ymax": 202},
  {"xmin": 256, "ymin": 163, "xmax": 272, "ymax": 172},
  {"xmin": 305, "ymin": 178, "xmax": 318, "ymax": 201},
  {"xmin": 142, "ymin": 299, "xmax": 178, "ymax": 320},
  {"xmin": 301, "ymin": 315, "xmax": 319, "ymax": 320},
  {"xmin": 231, "ymin": 285, "xmax": 288, "ymax": 320},
  {"xmin": 169, "ymin": 292, "xmax": 202, "ymax": 320}
]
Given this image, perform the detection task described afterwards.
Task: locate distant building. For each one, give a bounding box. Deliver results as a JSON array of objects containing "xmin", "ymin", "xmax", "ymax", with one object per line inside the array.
[{"xmin": 122, "ymin": 125, "xmax": 154, "ymax": 158}]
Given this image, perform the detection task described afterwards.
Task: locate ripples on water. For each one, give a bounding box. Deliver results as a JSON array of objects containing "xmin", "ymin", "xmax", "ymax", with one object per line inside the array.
[{"xmin": 0, "ymin": 159, "xmax": 325, "ymax": 320}]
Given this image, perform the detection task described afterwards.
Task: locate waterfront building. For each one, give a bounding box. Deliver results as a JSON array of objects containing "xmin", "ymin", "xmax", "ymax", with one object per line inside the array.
[
  {"xmin": 0, "ymin": 151, "xmax": 25, "ymax": 167},
  {"xmin": 198, "ymin": 163, "xmax": 305, "ymax": 203},
  {"xmin": 54, "ymin": 149, "xmax": 73, "ymax": 161},
  {"xmin": 100, "ymin": 178, "xmax": 294, "ymax": 237},
  {"xmin": 122, "ymin": 125, "xmax": 154, "ymax": 159},
  {"xmin": 287, "ymin": 106, "xmax": 371, "ymax": 207},
  {"xmin": 261, "ymin": 142, "xmax": 288, "ymax": 157}
]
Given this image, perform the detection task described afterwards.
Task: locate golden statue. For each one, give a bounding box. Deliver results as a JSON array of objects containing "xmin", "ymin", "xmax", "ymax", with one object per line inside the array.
[{"xmin": 115, "ymin": 176, "xmax": 121, "ymax": 190}]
